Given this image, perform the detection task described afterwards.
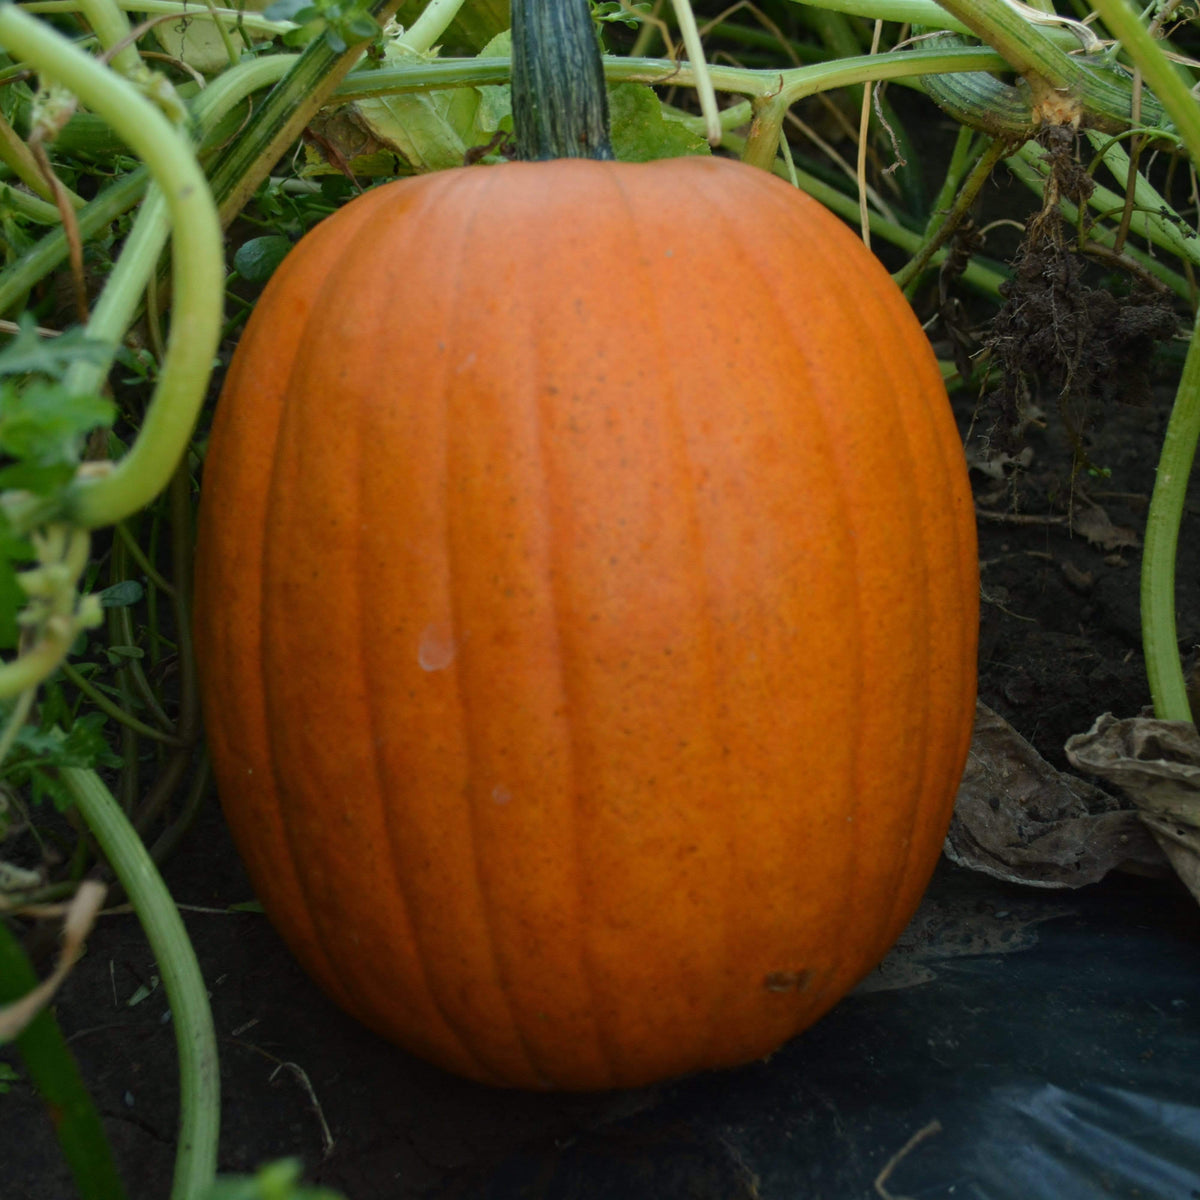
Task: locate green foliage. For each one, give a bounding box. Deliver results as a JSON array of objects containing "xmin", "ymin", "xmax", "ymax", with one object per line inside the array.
[
  {"xmin": 233, "ymin": 235, "xmax": 293, "ymax": 285},
  {"xmin": 608, "ymin": 83, "xmax": 709, "ymax": 162},
  {"xmin": 592, "ymin": 2, "xmax": 650, "ymax": 28},
  {"xmin": 0, "ymin": 318, "xmax": 116, "ymax": 647},
  {"xmin": 0, "ymin": 706, "xmax": 120, "ymax": 811},
  {"xmin": 0, "ymin": 318, "xmax": 112, "ymax": 382},
  {"xmin": 0, "ymin": 1061, "xmax": 20, "ymax": 1093},
  {"xmin": 0, "ymin": 380, "xmax": 114, "ymax": 493},
  {"xmin": 266, "ymin": 0, "xmax": 379, "ymax": 54}
]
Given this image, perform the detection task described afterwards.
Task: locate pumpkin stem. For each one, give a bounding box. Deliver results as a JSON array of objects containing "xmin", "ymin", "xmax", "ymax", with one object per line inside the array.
[{"xmin": 511, "ymin": 0, "xmax": 615, "ymax": 162}]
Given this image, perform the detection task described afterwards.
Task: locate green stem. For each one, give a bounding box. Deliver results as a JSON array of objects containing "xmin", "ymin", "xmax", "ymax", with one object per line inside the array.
[
  {"xmin": 0, "ymin": 619, "xmax": 75, "ymax": 697},
  {"xmin": 1089, "ymin": 0, "xmax": 1200, "ymax": 153},
  {"xmin": 0, "ymin": 684, "xmax": 34, "ymax": 765},
  {"xmin": 0, "ymin": 107, "xmax": 71, "ymax": 206},
  {"xmin": 0, "ymin": 916, "xmax": 128, "ymax": 1200},
  {"xmin": 327, "ymin": 43, "xmax": 1006, "ymax": 106},
  {"xmin": 1141, "ymin": 326, "xmax": 1200, "ymax": 723},
  {"xmin": 60, "ymin": 660, "xmax": 184, "ymax": 743},
  {"xmin": 511, "ymin": 0, "xmax": 613, "ymax": 161},
  {"xmin": 58, "ymin": 766, "xmax": 219, "ymax": 1200},
  {"xmin": 930, "ymin": 1, "xmax": 1166, "ymax": 134},
  {"xmin": 0, "ymin": 179, "xmax": 66, "ymax": 224},
  {"xmin": 115, "ymin": 519, "xmax": 175, "ymax": 595},
  {"xmin": 739, "ymin": 43, "xmax": 1004, "ymax": 169},
  {"xmin": 77, "ymin": 0, "xmax": 141, "ymax": 74},
  {"xmin": 668, "ymin": 0, "xmax": 719, "ymax": 144},
  {"xmin": 0, "ymin": 5, "xmax": 224, "ymax": 532},
  {"xmin": 894, "ymin": 134, "xmax": 1013, "ymax": 292},
  {"xmin": 1090, "ymin": 0, "xmax": 1200, "ymax": 724},
  {"xmin": 398, "ymin": 0, "xmax": 466, "ymax": 54}
]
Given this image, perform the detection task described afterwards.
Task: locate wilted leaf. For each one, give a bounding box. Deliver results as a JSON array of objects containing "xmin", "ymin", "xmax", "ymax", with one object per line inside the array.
[
  {"xmin": 350, "ymin": 31, "xmax": 510, "ymax": 173},
  {"xmin": 355, "ymin": 82, "xmax": 484, "ymax": 172},
  {"xmin": 944, "ymin": 701, "xmax": 1165, "ymax": 887},
  {"xmin": 1066, "ymin": 714, "xmax": 1200, "ymax": 905}
]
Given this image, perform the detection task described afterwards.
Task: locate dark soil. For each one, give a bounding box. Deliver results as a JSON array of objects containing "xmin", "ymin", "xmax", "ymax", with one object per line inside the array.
[{"xmin": 6, "ymin": 215, "xmax": 1200, "ymax": 1200}]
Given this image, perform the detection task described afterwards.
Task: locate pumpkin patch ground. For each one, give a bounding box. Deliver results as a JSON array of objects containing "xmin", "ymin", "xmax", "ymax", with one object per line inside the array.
[{"xmin": 4, "ymin": 365, "xmax": 1200, "ymax": 1197}]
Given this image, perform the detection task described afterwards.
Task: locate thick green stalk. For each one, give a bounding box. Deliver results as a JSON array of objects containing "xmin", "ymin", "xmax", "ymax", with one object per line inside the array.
[
  {"xmin": 331, "ymin": 43, "xmax": 1007, "ymax": 104},
  {"xmin": 739, "ymin": 43, "xmax": 1004, "ymax": 169},
  {"xmin": 0, "ymin": 916, "xmax": 128, "ymax": 1200},
  {"xmin": 511, "ymin": 0, "xmax": 613, "ymax": 161},
  {"xmin": 76, "ymin": 0, "xmax": 140, "ymax": 74},
  {"xmin": 399, "ymin": 0, "xmax": 467, "ymax": 53},
  {"xmin": 0, "ymin": 107, "xmax": 74, "ymax": 204},
  {"xmin": 0, "ymin": 180, "xmax": 65, "ymax": 223},
  {"xmin": 929, "ymin": 0, "xmax": 1166, "ymax": 135},
  {"xmin": 1140, "ymin": 329, "xmax": 1200, "ymax": 722},
  {"xmin": 1090, "ymin": 0, "xmax": 1200, "ymax": 723},
  {"xmin": 58, "ymin": 766, "xmax": 219, "ymax": 1200}
]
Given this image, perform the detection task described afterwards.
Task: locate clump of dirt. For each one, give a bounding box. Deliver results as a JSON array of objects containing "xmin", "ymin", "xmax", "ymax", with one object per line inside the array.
[{"xmin": 979, "ymin": 127, "xmax": 1180, "ymax": 468}]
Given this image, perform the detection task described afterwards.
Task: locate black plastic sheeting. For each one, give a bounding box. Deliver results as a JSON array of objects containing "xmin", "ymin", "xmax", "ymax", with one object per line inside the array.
[{"xmin": 471, "ymin": 863, "xmax": 1200, "ymax": 1200}]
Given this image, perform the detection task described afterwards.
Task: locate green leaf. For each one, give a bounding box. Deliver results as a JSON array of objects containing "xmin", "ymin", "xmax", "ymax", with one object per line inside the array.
[
  {"xmin": 592, "ymin": 1, "xmax": 650, "ymax": 27},
  {"xmin": 97, "ymin": 580, "xmax": 144, "ymax": 609},
  {"xmin": 0, "ymin": 316, "xmax": 112, "ymax": 382},
  {"xmin": 608, "ymin": 83, "xmax": 710, "ymax": 163},
  {"xmin": 1, "ymin": 713, "xmax": 122, "ymax": 811},
  {"xmin": 233, "ymin": 236, "xmax": 293, "ymax": 285},
  {"xmin": 0, "ymin": 379, "xmax": 115, "ymax": 472},
  {"xmin": 104, "ymin": 645, "xmax": 145, "ymax": 665}
]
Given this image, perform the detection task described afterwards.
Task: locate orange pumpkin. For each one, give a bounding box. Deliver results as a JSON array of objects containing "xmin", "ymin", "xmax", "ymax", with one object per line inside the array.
[{"xmin": 193, "ymin": 151, "xmax": 978, "ymax": 1090}]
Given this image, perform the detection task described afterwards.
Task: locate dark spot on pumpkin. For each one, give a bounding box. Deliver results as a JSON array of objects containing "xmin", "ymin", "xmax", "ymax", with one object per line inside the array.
[{"xmin": 763, "ymin": 969, "xmax": 813, "ymax": 994}]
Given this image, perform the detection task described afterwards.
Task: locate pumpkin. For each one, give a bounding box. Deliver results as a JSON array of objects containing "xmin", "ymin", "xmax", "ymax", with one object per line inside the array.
[{"xmin": 193, "ymin": 0, "xmax": 978, "ymax": 1091}]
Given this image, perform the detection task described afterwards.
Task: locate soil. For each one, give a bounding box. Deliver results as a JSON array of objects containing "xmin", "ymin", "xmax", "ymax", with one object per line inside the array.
[{"xmin": 6, "ymin": 176, "xmax": 1200, "ymax": 1200}]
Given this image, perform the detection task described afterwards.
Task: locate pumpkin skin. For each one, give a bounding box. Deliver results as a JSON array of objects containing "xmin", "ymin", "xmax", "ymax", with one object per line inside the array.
[{"xmin": 193, "ymin": 155, "xmax": 978, "ymax": 1091}]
